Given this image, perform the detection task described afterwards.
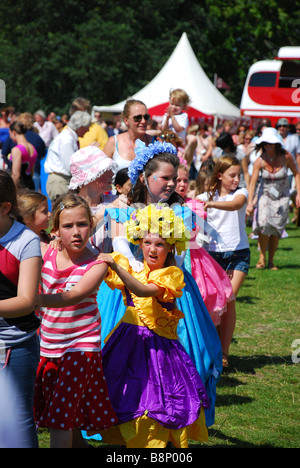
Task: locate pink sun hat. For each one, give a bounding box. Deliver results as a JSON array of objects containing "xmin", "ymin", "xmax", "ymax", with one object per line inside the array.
[{"xmin": 68, "ymin": 145, "xmax": 116, "ymax": 190}]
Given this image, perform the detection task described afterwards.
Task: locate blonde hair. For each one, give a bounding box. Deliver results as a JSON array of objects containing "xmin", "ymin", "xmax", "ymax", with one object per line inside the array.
[
  {"xmin": 122, "ymin": 99, "xmax": 147, "ymax": 119},
  {"xmin": 169, "ymin": 89, "xmax": 190, "ymax": 109},
  {"xmin": 238, "ymin": 130, "xmax": 254, "ymax": 145},
  {"xmin": 16, "ymin": 112, "xmax": 36, "ymax": 131},
  {"xmin": 194, "ymin": 172, "xmax": 211, "ymax": 197},
  {"xmin": 18, "ymin": 190, "xmax": 48, "ymax": 222},
  {"xmin": 178, "ymin": 163, "xmax": 189, "ymax": 174},
  {"xmin": 207, "ymin": 155, "xmax": 240, "ymax": 201},
  {"xmin": 51, "ymin": 193, "xmax": 93, "ymax": 231},
  {"xmin": 69, "ymin": 97, "xmax": 91, "ymax": 115}
]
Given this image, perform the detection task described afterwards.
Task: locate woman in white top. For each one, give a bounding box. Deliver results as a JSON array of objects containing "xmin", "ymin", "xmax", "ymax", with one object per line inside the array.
[
  {"xmin": 198, "ymin": 155, "xmax": 250, "ymax": 367},
  {"xmin": 103, "ymin": 100, "xmax": 154, "ymax": 171}
]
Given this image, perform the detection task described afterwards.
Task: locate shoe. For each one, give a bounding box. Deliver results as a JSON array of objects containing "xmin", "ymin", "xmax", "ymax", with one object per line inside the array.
[{"xmin": 222, "ymin": 353, "xmax": 229, "ymax": 368}]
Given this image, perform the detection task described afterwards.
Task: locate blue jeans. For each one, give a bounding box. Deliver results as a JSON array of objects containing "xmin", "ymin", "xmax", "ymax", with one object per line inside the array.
[
  {"xmin": 209, "ymin": 248, "xmax": 250, "ymax": 275},
  {"xmin": 4, "ymin": 334, "xmax": 40, "ymax": 448}
]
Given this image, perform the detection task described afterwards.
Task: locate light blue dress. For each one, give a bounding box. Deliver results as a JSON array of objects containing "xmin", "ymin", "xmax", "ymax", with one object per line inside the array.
[{"xmin": 97, "ymin": 205, "xmax": 223, "ymax": 428}]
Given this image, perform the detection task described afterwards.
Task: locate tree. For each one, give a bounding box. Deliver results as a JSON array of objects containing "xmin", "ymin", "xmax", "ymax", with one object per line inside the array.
[{"xmin": 0, "ymin": 0, "xmax": 299, "ymax": 113}]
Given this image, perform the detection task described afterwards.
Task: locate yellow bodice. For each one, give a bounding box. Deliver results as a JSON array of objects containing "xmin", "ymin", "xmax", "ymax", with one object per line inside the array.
[{"xmin": 104, "ymin": 253, "xmax": 185, "ymax": 341}]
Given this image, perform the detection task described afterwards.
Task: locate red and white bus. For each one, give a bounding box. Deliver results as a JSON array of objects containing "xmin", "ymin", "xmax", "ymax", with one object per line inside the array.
[{"xmin": 240, "ymin": 47, "xmax": 300, "ymax": 127}]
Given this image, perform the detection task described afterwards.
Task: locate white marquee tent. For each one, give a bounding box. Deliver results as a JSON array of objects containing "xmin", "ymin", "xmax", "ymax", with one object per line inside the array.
[{"xmin": 94, "ymin": 32, "xmax": 240, "ymax": 124}]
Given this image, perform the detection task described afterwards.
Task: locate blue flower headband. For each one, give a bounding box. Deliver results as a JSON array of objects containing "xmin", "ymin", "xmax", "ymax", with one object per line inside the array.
[{"xmin": 128, "ymin": 139, "xmax": 178, "ymax": 185}]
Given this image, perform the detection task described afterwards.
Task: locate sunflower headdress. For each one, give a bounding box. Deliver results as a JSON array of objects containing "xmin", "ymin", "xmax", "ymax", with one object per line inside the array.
[{"xmin": 124, "ymin": 204, "xmax": 191, "ymax": 255}]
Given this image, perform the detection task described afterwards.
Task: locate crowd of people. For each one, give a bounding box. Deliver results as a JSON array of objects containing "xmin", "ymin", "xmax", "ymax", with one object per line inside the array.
[{"xmin": 0, "ymin": 90, "xmax": 300, "ymax": 449}]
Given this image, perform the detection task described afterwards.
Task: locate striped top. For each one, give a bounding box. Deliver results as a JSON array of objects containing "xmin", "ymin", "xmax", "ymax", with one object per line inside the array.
[{"xmin": 38, "ymin": 246, "xmax": 102, "ymax": 358}]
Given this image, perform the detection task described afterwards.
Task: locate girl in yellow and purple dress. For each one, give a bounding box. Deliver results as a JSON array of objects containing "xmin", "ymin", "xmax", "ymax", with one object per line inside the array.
[
  {"xmin": 97, "ymin": 140, "xmax": 222, "ymax": 429},
  {"xmin": 96, "ymin": 205, "xmax": 209, "ymax": 448}
]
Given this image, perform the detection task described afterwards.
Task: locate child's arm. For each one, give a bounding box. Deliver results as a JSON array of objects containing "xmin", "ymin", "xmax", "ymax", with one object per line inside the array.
[
  {"xmin": 169, "ymin": 115, "xmax": 185, "ymax": 134},
  {"xmin": 0, "ymin": 257, "xmax": 42, "ymax": 318},
  {"xmin": 162, "ymin": 107, "xmax": 185, "ymax": 134},
  {"xmin": 204, "ymin": 193, "xmax": 247, "ymax": 212},
  {"xmin": 92, "ymin": 194, "xmax": 129, "ymax": 227},
  {"xmin": 99, "ymin": 253, "xmax": 164, "ymax": 298},
  {"xmin": 246, "ymin": 157, "xmax": 261, "ymax": 216},
  {"xmin": 241, "ymin": 156, "xmax": 250, "ymax": 188},
  {"xmin": 161, "ymin": 113, "xmax": 169, "ymax": 132},
  {"xmin": 37, "ymin": 262, "xmax": 108, "ymax": 308},
  {"xmin": 168, "ymin": 108, "xmax": 185, "ymax": 133}
]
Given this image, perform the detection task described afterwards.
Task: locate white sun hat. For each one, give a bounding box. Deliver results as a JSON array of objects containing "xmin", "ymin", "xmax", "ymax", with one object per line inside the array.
[
  {"xmin": 255, "ymin": 127, "xmax": 284, "ymax": 147},
  {"xmin": 68, "ymin": 145, "xmax": 116, "ymax": 190}
]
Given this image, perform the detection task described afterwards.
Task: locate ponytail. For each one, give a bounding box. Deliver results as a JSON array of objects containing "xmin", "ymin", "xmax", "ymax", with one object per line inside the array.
[{"xmin": 10, "ymin": 121, "xmax": 27, "ymax": 135}]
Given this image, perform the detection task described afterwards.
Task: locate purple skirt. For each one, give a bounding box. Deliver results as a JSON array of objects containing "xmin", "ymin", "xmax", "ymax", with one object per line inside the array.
[{"xmin": 102, "ymin": 323, "xmax": 209, "ymax": 430}]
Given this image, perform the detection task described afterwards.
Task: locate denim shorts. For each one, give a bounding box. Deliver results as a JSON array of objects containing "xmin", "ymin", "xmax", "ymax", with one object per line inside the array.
[{"xmin": 209, "ymin": 248, "xmax": 250, "ymax": 275}]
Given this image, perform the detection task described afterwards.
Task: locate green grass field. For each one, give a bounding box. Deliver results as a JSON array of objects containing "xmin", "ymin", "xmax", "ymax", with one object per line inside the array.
[
  {"xmin": 38, "ymin": 217, "xmax": 300, "ymax": 449},
  {"xmin": 193, "ymin": 216, "xmax": 300, "ymax": 448}
]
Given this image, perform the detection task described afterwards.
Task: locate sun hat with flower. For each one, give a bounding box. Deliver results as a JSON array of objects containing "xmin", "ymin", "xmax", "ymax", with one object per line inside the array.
[
  {"xmin": 124, "ymin": 203, "xmax": 191, "ymax": 255},
  {"xmin": 68, "ymin": 145, "xmax": 116, "ymax": 190}
]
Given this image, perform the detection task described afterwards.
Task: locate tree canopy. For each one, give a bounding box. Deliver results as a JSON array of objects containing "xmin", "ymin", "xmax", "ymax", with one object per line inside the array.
[{"xmin": 1, "ymin": 0, "xmax": 299, "ymax": 114}]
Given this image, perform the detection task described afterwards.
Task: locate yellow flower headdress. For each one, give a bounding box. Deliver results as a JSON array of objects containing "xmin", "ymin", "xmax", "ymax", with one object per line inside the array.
[{"xmin": 124, "ymin": 204, "xmax": 191, "ymax": 255}]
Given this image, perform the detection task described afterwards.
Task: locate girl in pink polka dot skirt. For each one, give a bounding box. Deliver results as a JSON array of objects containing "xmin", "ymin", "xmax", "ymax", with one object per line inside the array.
[{"xmin": 34, "ymin": 193, "xmax": 117, "ymax": 448}]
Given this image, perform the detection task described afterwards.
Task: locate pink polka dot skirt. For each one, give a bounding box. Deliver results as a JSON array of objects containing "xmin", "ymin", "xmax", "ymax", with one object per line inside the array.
[{"xmin": 34, "ymin": 351, "xmax": 117, "ymax": 431}]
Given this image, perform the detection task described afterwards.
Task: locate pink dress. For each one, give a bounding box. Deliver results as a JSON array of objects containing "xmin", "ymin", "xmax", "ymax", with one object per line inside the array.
[{"xmin": 185, "ymin": 198, "xmax": 234, "ymax": 325}]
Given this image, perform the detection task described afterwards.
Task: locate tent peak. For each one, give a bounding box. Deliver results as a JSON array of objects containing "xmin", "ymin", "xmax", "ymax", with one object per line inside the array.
[{"xmin": 94, "ymin": 33, "xmax": 240, "ymax": 119}]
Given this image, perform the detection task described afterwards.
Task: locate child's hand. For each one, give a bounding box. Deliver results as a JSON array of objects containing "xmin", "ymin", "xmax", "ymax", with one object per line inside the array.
[
  {"xmin": 246, "ymin": 203, "xmax": 254, "ymax": 216},
  {"xmin": 34, "ymin": 293, "xmax": 41, "ymax": 309},
  {"xmin": 98, "ymin": 253, "xmax": 117, "ymax": 270},
  {"xmin": 203, "ymin": 201, "xmax": 212, "ymax": 211},
  {"xmin": 50, "ymin": 235, "xmax": 62, "ymax": 251},
  {"xmin": 167, "ymin": 105, "xmax": 173, "ymax": 117}
]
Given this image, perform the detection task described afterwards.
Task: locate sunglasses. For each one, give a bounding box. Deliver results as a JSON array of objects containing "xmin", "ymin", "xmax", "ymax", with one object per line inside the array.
[{"xmin": 132, "ymin": 114, "xmax": 150, "ymax": 123}]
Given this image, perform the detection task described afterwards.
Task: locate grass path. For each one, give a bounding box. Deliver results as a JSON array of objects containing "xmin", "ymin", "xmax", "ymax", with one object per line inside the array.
[{"xmin": 194, "ymin": 219, "xmax": 300, "ymax": 448}]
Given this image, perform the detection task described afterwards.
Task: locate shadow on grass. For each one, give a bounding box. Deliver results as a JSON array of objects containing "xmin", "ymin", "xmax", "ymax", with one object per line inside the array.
[
  {"xmin": 236, "ymin": 295, "xmax": 258, "ymax": 305},
  {"xmin": 191, "ymin": 425, "xmax": 278, "ymax": 447},
  {"xmin": 216, "ymin": 353, "xmax": 293, "ymax": 398},
  {"xmin": 221, "ymin": 353, "xmax": 293, "ymax": 375},
  {"xmin": 198, "ymin": 429, "xmax": 277, "ymax": 448}
]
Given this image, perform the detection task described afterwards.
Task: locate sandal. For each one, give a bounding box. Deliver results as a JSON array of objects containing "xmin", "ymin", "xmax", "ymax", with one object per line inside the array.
[
  {"xmin": 222, "ymin": 353, "xmax": 229, "ymax": 368},
  {"xmin": 267, "ymin": 263, "xmax": 278, "ymax": 270}
]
